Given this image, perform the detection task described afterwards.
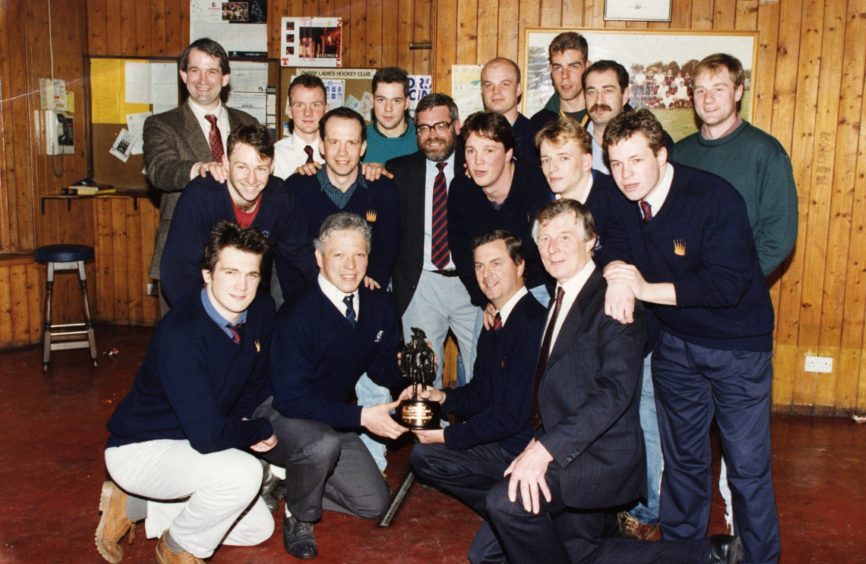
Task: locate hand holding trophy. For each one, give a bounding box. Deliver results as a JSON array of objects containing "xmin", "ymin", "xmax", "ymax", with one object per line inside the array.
[{"xmin": 397, "ymin": 328, "xmax": 441, "ymax": 429}]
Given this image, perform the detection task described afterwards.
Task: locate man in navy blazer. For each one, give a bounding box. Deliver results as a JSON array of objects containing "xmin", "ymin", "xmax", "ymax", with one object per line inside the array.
[
  {"xmin": 143, "ymin": 38, "xmax": 258, "ymax": 314},
  {"xmin": 483, "ymin": 200, "xmax": 740, "ymax": 563},
  {"xmin": 253, "ymin": 212, "xmax": 408, "ymax": 560},
  {"xmin": 406, "ymin": 230, "xmax": 546, "ymax": 530}
]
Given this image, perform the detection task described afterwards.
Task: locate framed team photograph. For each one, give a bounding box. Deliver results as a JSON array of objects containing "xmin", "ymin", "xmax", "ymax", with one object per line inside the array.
[{"xmin": 522, "ymin": 28, "xmax": 758, "ymax": 141}]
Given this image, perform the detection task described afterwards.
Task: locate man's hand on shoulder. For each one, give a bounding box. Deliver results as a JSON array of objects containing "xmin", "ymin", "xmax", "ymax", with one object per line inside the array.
[
  {"xmin": 360, "ymin": 162, "xmax": 394, "ymax": 181},
  {"xmin": 361, "ymin": 400, "xmax": 407, "ymax": 439},
  {"xmin": 504, "ymin": 438, "xmax": 554, "ymax": 514},
  {"xmin": 364, "ymin": 276, "xmax": 382, "ymax": 290},
  {"xmin": 295, "ymin": 161, "xmax": 322, "ymax": 176},
  {"xmin": 194, "ymin": 161, "xmax": 227, "ymax": 183},
  {"xmin": 602, "ymin": 261, "xmax": 636, "ymax": 324}
]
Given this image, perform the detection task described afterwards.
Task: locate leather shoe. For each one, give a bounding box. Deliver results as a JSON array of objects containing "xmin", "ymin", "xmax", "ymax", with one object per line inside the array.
[
  {"xmin": 155, "ymin": 531, "xmax": 204, "ymax": 564},
  {"xmin": 95, "ymin": 480, "xmax": 136, "ymax": 563},
  {"xmin": 708, "ymin": 534, "xmax": 742, "ymax": 564},
  {"xmin": 617, "ymin": 511, "xmax": 661, "ymax": 541},
  {"xmin": 283, "ymin": 515, "xmax": 318, "ymax": 559}
]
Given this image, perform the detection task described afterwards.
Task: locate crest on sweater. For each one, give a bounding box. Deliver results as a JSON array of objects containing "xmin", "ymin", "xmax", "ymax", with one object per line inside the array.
[
  {"xmin": 366, "ymin": 209, "xmax": 378, "ymax": 223},
  {"xmin": 255, "ymin": 340, "xmax": 261, "ymax": 352},
  {"xmin": 673, "ymin": 239, "xmax": 687, "ymax": 256},
  {"xmin": 375, "ymin": 330, "xmax": 384, "ymax": 343}
]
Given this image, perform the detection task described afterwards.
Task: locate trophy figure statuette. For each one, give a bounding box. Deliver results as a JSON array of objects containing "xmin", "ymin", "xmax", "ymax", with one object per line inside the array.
[{"xmin": 397, "ymin": 327, "xmax": 441, "ymax": 430}]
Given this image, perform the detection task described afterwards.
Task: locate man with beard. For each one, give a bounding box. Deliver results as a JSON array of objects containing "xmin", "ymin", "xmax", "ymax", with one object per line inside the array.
[{"xmin": 388, "ymin": 93, "xmax": 478, "ymax": 388}]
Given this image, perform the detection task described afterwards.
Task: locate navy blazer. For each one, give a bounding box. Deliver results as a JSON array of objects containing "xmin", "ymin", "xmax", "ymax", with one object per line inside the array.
[{"xmin": 536, "ymin": 268, "xmax": 647, "ymax": 509}]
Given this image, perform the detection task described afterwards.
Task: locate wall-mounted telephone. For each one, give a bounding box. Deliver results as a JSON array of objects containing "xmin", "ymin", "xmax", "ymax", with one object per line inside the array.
[{"xmin": 45, "ymin": 110, "xmax": 74, "ymax": 155}]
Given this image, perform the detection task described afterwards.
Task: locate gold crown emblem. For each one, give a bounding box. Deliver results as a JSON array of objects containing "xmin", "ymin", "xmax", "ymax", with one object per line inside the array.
[
  {"xmin": 365, "ymin": 209, "xmax": 377, "ymax": 222},
  {"xmin": 673, "ymin": 239, "xmax": 686, "ymax": 256}
]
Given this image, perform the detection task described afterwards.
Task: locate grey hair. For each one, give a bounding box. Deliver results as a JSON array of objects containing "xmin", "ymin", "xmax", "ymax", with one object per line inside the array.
[{"xmin": 314, "ymin": 212, "xmax": 372, "ymax": 253}]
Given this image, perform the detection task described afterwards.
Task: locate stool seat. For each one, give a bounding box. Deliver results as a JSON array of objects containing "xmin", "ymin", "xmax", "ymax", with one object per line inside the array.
[{"xmin": 34, "ymin": 244, "xmax": 94, "ymax": 264}]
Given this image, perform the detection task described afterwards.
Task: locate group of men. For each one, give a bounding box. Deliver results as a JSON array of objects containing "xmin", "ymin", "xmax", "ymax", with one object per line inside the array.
[{"xmin": 93, "ymin": 28, "xmax": 796, "ymax": 564}]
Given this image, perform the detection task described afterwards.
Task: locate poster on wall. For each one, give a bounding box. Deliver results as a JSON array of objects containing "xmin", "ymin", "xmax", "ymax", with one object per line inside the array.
[
  {"xmin": 451, "ymin": 65, "xmax": 485, "ymax": 118},
  {"xmin": 281, "ymin": 17, "xmax": 343, "ymax": 68},
  {"xmin": 190, "ymin": 0, "xmax": 268, "ymax": 57},
  {"xmin": 408, "ymin": 75, "xmax": 432, "ymax": 113}
]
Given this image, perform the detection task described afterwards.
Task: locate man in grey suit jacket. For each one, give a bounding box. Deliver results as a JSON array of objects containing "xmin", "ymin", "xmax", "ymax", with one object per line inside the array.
[
  {"xmin": 481, "ymin": 199, "xmax": 740, "ymax": 564},
  {"xmin": 144, "ymin": 37, "xmax": 257, "ymax": 314}
]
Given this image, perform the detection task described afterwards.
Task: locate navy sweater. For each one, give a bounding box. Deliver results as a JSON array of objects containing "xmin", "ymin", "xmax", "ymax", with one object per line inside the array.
[
  {"xmin": 286, "ymin": 173, "xmax": 400, "ymax": 286},
  {"xmin": 442, "ymin": 292, "xmax": 546, "ymax": 455},
  {"xmin": 160, "ymin": 175, "xmax": 317, "ymax": 306},
  {"xmin": 269, "ymin": 284, "xmax": 405, "ymax": 430},
  {"xmin": 106, "ymin": 292, "xmax": 275, "ymax": 453},
  {"xmin": 512, "ymin": 113, "xmax": 541, "ymax": 169},
  {"xmin": 448, "ymin": 163, "xmax": 552, "ymax": 306},
  {"xmin": 600, "ymin": 163, "xmax": 774, "ymax": 352}
]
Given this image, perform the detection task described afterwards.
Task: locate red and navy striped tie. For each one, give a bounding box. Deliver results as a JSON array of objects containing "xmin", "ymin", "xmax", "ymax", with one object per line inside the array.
[{"xmin": 431, "ymin": 161, "xmax": 449, "ymax": 269}]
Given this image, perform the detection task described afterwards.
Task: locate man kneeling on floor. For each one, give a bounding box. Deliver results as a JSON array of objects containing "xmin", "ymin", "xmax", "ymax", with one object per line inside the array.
[
  {"xmin": 404, "ymin": 229, "xmax": 547, "ymax": 561},
  {"xmin": 253, "ymin": 211, "xmax": 408, "ymax": 559},
  {"xmin": 95, "ymin": 221, "xmax": 278, "ymax": 563}
]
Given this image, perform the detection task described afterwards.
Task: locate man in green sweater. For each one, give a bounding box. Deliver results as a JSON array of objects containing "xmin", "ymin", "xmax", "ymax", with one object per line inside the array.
[{"xmin": 675, "ymin": 53, "xmax": 798, "ymax": 277}]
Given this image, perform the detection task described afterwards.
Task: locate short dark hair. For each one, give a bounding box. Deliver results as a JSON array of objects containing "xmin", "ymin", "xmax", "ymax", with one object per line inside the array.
[
  {"xmin": 319, "ymin": 107, "xmax": 367, "ymax": 142},
  {"xmin": 414, "ymin": 93, "xmax": 459, "ymax": 123},
  {"xmin": 461, "ymin": 111, "xmax": 515, "ymax": 152},
  {"xmin": 180, "ymin": 38, "xmax": 230, "ymax": 75},
  {"xmin": 583, "ymin": 60, "xmax": 630, "ymax": 91},
  {"xmin": 227, "ymin": 124, "xmax": 274, "ymax": 161},
  {"xmin": 534, "ymin": 116, "xmax": 592, "ymax": 154},
  {"xmin": 694, "ymin": 53, "xmax": 745, "ymax": 89},
  {"xmin": 548, "ymin": 32, "xmax": 588, "ymax": 63},
  {"xmin": 603, "ymin": 108, "xmax": 666, "ymax": 156},
  {"xmin": 533, "ymin": 199, "xmax": 596, "ymax": 244},
  {"xmin": 473, "ymin": 229, "xmax": 525, "ymax": 265},
  {"xmin": 314, "ymin": 212, "xmax": 372, "ymax": 253},
  {"xmin": 201, "ymin": 220, "xmax": 270, "ymax": 272},
  {"xmin": 289, "ymin": 73, "xmax": 327, "ymax": 102},
  {"xmin": 372, "ymin": 67, "xmax": 410, "ymax": 97}
]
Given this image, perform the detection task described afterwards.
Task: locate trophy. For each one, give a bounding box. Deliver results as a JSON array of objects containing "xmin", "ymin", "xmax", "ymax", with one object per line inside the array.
[{"xmin": 397, "ymin": 327, "xmax": 441, "ymax": 429}]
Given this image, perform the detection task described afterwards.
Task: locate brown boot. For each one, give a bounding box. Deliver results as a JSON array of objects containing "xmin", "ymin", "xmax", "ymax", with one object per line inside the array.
[
  {"xmin": 155, "ymin": 532, "xmax": 205, "ymax": 564},
  {"xmin": 95, "ymin": 480, "xmax": 136, "ymax": 563},
  {"xmin": 617, "ymin": 511, "xmax": 661, "ymax": 541}
]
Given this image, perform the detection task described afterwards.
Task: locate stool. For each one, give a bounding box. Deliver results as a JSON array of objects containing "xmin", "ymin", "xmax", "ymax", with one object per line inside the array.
[{"xmin": 33, "ymin": 244, "xmax": 98, "ymax": 370}]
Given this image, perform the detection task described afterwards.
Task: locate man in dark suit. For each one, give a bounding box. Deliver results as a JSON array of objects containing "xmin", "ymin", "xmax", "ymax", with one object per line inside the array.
[
  {"xmin": 483, "ymin": 199, "xmax": 740, "ymax": 563},
  {"xmin": 144, "ymin": 37, "xmax": 258, "ymax": 314},
  {"xmin": 387, "ymin": 93, "xmax": 477, "ymax": 388}
]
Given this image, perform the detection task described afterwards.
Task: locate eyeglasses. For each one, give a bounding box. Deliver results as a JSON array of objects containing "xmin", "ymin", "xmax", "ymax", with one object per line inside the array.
[{"xmin": 416, "ymin": 121, "xmax": 454, "ymax": 135}]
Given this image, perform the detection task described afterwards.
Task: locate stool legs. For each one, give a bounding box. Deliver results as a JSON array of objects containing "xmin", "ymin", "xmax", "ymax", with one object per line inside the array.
[{"xmin": 41, "ymin": 260, "xmax": 98, "ymax": 370}]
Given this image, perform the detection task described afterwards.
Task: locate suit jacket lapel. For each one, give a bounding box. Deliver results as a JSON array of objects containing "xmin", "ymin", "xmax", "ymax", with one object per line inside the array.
[
  {"xmin": 546, "ymin": 269, "xmax": 604, "ymax": 367},
  {"xmin": 181, "ymin": 103, "xmax": 215, "ymax": 162}
]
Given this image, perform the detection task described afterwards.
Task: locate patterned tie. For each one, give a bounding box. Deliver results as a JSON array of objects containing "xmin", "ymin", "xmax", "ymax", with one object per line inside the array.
[
  {"xmin": 492, "ymin": 312, "xmax": 503, "ymax": 332},
  {"xmin": 304, "ymin": 145, "xmax": 315, "ymax": 164},
  {"xmin": 226, "ymin": 322, "xmax": 243, "ymax": 344},
  {"xmin": 530, "ymin": 286, "xmax": 565, "ymax": 430},
  {"xmin": 343, "ymin": 294, "xmax": 356, "ymax": 327},
  {"xmin": 639, "ymin": 200, "xmax": 653, "ymax": 223},
  {"xmin": 431, "ymin": 161, "xmax": 450, "ymax": 269},
  {"xmin": 205, "ymin": 114, "xmax": 224, "ymax": 162}
]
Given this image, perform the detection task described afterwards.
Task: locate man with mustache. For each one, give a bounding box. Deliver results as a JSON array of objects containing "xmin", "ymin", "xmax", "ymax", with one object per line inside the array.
[{"xmin": 388, "ymin": 93, "xmax": 478, "ymax": 387}]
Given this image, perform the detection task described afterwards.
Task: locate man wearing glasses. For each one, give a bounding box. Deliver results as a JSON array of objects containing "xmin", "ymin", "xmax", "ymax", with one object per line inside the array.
[{"xmin": 388, "ymin": 93, "xmax": 478, "ymax": 388}]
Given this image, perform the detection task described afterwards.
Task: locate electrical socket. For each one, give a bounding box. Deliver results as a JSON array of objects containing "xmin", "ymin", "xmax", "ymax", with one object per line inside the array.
[{"xmin": 804, "ymin": 355, "xmax": 833, "ymax": 373}]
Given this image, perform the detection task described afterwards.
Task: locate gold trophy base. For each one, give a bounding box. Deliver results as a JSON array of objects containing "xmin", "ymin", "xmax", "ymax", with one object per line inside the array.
[{"xmin": 398, "ymin": 399, "xmax": 441, "ymax": 430}]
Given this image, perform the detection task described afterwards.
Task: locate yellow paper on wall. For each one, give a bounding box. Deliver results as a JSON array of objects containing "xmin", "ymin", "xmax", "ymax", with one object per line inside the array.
[{"xmin": 91, "ymin": 59, "xmax": 151, "ymax": 124}]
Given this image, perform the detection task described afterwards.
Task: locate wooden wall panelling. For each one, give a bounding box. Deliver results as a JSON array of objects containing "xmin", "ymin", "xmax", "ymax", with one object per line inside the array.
[
  {"xmin": 348, "ymin": 0, "xmax": 368, "ymax": 68},
  {"xmin": 414, "ymin": 0, "xmax": 433, "ymax": 77},
  {"xmin": 380, "ymin": 0, "xmax": 398, "ymax": 66},
  {"xmin": 25, "ymin": 258, "xmax": 43, "ymax": 343},
  {"xmin": 517, "ymin": 1, "xmax": 541, "ymax": 69},
  {"xmin": 150, "ymin": 0, "xmax": 168, "ymax": 55},
  {"xmin": 433, "ymin": 0, "xmax": 458, "ymax": 93},
  {"xmin": 366, "ymin": 0, "xmax": 383, "ymax": 68},
  {"xmin": 87, "ymin": 0, "xmax": 107, "ymax": 54},
  {"xmin": 396, "ymin": 0, "xmax": 415, "ymax": 71},
  {"xmin": 691, "ymin": 0, "xmax": 716, "ymax": 28},
  {"xmin": 0, "ymin": 264, "xmax": 13, "ymax": 345},
  {"xmin": 0, "ymin": 258, "xmax": 44, "ymax": 349},
  {"xmin": 476, "ymin": 0, "xmax": 499, "ymax": 65},
  {"xmin": 134, "ymin": 0, "xmax": 152, "ymax": 55},
  {"xmin": 456, "ymin": 0, "xmax": 478, "ymax": 65},
  {"xmin": 715, "ymin": 0, "xmax": 737, "ymax": 27},
  {"xmin": 734, "ymin": 0, "xmax": 759, "ymax": 29},
  {"xmin": 670, "ymin": 0, "xmax": 695, "ymax": 28},
  {"xmin": 540, "ymin": 0, "xmax": 563, "ymax": 27},
  {"xmin": 110, "ymin": 198, "xmax": 130, "ymax": 323},
  {"xmin": 497, "ymin": 0, "xmax": 519, "ymax": 62}
]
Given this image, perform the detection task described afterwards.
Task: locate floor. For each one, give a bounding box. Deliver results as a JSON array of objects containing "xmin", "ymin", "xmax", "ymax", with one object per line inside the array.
[{"xmin": 0, "ymin": 325, "xmax": 864, "ymax": 563}]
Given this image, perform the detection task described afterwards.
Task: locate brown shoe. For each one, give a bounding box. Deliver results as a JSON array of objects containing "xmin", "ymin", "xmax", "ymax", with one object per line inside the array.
[
  {"xmin": 155, "ymin": 532, "xmax": 205, "ymax": 564},
  {"xmin": 95, "ymin": 480, "xmax": 136, "ymax": 563},
  {"xmin": 618, "ymin": 511, "xmax": 661, "ymax": 541}
]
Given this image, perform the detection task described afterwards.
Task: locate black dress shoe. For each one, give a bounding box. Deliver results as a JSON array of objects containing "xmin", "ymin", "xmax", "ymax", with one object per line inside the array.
[
  {"xmin": 283, "ymin": 515, "xmax": 318, "ymax": 559},
  {"xmin": 708, "ymin": 534, "xmax": 742, "ymax": 564}
]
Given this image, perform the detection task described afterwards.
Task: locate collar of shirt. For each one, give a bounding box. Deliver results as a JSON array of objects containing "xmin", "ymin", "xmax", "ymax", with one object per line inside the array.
[
  {"xmin": 187, "ymin": 100, "xmax": 229, "ymax": 153},
  {"xmin": 292, "ymin": 131, "xmax": 322, "ymax": 157},
  {"xmin": 425, "ymin": 155, "xmax": 456, "ymax": 184},
  {"xmin": 316, "ymin": 165, "xmax": 367, "ymax": 194},
  {"xmin": 701, "ymin": 114, "xmax": 743, "ymax": 141},
  {"xmin": 200, "ymin": 288, "xmax": 248, "ymax": 340},
  {"xmin": 554, "ymin": 172, "xmax": 594, "ymax": 205},
  {"xmin": 496, "ymin": 286, "xmax": 528, "ymax": 326},
  {"xmin": 317, "ymin": 273, "xmax": 359, "ymax": 318},
  {"xmin": 642, "ymin": 162, "xmax": 674, "ymax": 216},
  {"xmin": 549, "ymin": 260, "xmax": 596, "ymax": 350},
  {"xmin": 586, "ymin": 122, "xmax": 610, "ymax": 175}
]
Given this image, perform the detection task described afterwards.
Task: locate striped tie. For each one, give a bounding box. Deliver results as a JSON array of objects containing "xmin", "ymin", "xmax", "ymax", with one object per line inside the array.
[
  {"xmin": 304, "ymin": 145, "xmax": 315, "ymax": 164},
  {"xmin": 431, "ymin": 161, "xmax": 449, "ymax": 269},
  {"xmin": 204, "ymin": 114, "xmax": 224, "ymax": 162}
]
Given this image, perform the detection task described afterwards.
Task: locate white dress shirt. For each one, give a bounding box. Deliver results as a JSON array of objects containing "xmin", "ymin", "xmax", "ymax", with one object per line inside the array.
[
  {"xmin": 318, "ymin": 273, "xmax": 359, "ymax": 319},
  {"xmin": 273, "ymin": 131, "xmax": 324, "ymax": 180},
  {"xmin": 548, "ymin": 260, "xmax": 596, "ymax": 350}
]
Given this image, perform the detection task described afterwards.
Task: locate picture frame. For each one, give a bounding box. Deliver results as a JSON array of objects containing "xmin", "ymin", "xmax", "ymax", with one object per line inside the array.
[
  {"xmin": 522, "ymin": 28, "xmax": 758, "ymax": 141},
  {"xmin": 604, "ymin": 0, "xmax": 672, "ymax": 22}
]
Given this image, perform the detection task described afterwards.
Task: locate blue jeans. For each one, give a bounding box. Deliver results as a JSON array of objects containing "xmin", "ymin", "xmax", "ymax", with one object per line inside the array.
[
  {"xmin": 628, "ymin": 353, "xmax": 663, "ymax": 525},
  {"xmin": 355, "ymin": 374, "xmax": 390, "ymax": 471}
]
